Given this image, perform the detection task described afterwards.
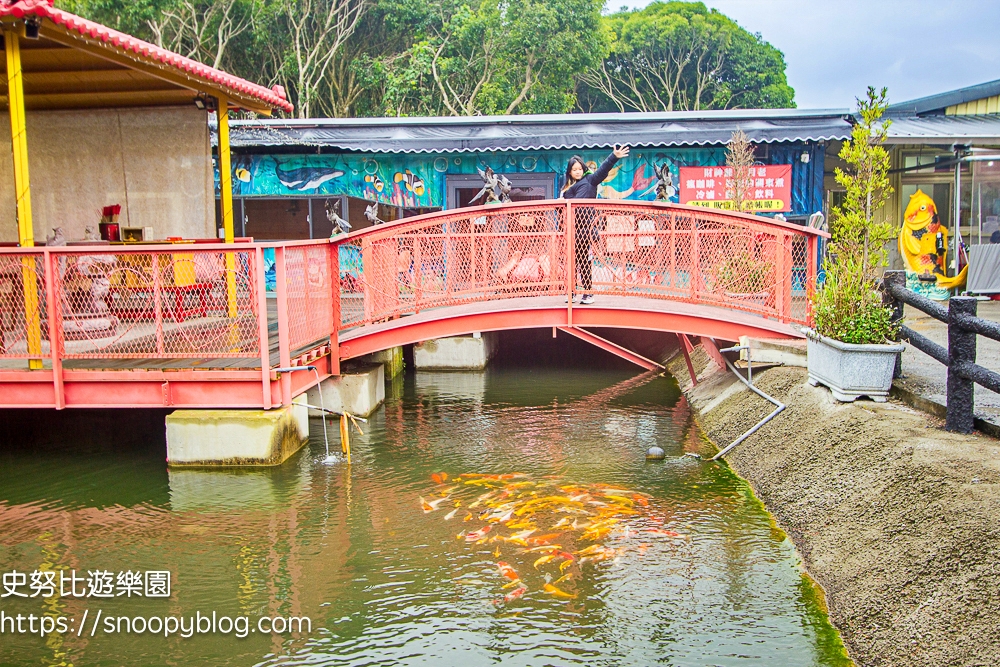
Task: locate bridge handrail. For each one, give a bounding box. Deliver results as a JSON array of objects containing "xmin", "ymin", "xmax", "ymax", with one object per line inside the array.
[{"xmin": 332, "ymin": 199, "xmax": 826, "ymax": 334}]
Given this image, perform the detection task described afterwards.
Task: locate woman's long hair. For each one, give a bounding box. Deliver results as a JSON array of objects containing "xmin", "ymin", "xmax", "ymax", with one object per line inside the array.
[{"xmin": 562, "ymin": 155, "xmax": 588, "ymax": 192}]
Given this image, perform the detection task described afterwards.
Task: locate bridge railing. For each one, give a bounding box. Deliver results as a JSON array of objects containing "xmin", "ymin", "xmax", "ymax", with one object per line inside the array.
[{"xmin": 334, "ymin": 199, "xmax": 827, "ymax": 330}]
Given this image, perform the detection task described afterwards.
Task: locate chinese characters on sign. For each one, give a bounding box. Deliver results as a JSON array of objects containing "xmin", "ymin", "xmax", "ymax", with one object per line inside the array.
[
  {"xmin": 678, "ymin": 165, "xmax": 792, "ymax": 212},
  {"xmin": 1, "ymin": 570, "xmax": 171, "ymax": 599}
]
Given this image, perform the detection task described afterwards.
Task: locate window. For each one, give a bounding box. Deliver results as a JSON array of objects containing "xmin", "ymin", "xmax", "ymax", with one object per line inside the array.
[{"xmin": 446, "ymin": 173, "xmax": 555, "ymax": 209}]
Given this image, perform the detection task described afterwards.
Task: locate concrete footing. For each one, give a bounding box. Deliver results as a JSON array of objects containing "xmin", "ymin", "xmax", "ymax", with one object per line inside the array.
[
  {"xmin": 364, "ymin": 346, "xmax": 404, "ymax": 379},
  {"xmin": 165, "ymin": 396, "xmax": 309, "ymax": 467},
  {"xmin": 414, "ymin": 333, "xmax": 498, "ymax": 370},
  {"xmin": 738, "ymin": 336, "xmax": 808, "ymax": 368},
  {"xmin": 306, "ymin": 362, "xmax": 385, "ymax": 418}
]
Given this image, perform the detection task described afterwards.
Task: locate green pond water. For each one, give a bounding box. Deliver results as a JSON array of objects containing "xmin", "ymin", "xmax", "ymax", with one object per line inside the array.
[{"xmin": 0, "ymin": 365, "xmax": 851, "ymax": 666}]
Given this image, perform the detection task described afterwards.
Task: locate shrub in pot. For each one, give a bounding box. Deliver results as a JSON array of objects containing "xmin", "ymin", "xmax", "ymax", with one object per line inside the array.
[{"xmin": 806, "ymin": 87, "xmax": 903, "ymax": 402}]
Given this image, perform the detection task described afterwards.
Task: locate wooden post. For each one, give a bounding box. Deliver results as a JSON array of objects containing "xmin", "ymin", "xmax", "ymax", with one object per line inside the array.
[
  {"xmin": 216, "ymin": 96, "xmax": 238, "ymax": 319},
  {"xmin": 946, "ymin": 297, "xmax": 977, "ymax": 434},
  {"xmin": 5, "ymin": 28, "xmax": 42, "ymax": 369}
]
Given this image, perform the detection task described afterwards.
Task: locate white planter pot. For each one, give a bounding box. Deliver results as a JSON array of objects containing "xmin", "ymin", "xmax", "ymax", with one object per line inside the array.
[{"xmin": 804, "ymin": 328, "xmax": 905, "ymax": 403}]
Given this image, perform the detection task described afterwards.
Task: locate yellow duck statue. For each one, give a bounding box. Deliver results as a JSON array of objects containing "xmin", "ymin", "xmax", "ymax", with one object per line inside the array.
[{"xmin": 898, "ymin": 189, "xmax": 967, "ymax": 299}]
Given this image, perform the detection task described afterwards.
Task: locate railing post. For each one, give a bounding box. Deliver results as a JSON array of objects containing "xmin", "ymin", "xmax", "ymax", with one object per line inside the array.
[
  {"xmin": 329, "ymin": 242, "xmax": 341, "ymax": 377},
  {"xmin": 946, "ymin": 296, "xmax": 977, "ymax": 434},
  {"xmin": 565, "ymin": 201, "xmax": 574, "ymax": 326},
  {"xmin": 806, "ymin": 234, "xmax": 818, "ymax": 321},
  {"xmin": 42, "ymin": 250, "xmax": 64, "ymax": 409},
  {"xmin": 254, "ymin": 247, "xmax": 271, "ymax": 409},
  {"xmin": 274, "ymin": 246, "xmax": 292, "ymax": 406},
  {"xmin": 882, "ymin": 270, "xmax": 906, "ymax": 379}
]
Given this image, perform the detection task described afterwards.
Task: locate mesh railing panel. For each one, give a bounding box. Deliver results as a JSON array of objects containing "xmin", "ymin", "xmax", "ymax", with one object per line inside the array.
[
  {"xmin": 44, "ymin": 248, "xmax": 261, "ymax": 360},
  {"xmin": 0, "ymin": 253, "xmax": 49, "ymax": 362},
  {"xmin": 284, "ymin": 244, "xmax": 334, "ymax": 351},
  {"xmin": 577, "ymin": 202, "xmax": 807, "ymax": 324},
  {"xmin": 338, "ymin": 203, "xmax": 568, "ymax": 328}
]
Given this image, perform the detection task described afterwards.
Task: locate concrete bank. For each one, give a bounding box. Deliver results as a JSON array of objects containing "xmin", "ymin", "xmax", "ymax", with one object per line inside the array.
[{"xmin": 668, "ymin": 346, "xmax": 1000, "ymax": 667}]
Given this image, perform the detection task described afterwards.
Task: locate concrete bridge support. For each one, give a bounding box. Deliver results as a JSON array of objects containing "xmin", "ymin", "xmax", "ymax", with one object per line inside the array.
[
  {"xmin": 414, "ymin": 333, "xmax": 498, "ymax": 370},
  {"xmin": 365, "ymin": 346, "xmax": 404, "ymax": 379},
  {"xmin": 306, "ymin": 362, "xmax": 385, "ymax": 418},
  {"xmin": 165, "ymin": 396, "xmax": 309, "ymax": 467}
]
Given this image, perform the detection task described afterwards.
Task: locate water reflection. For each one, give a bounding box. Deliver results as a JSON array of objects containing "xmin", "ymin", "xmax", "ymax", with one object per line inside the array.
[{"xmin": 0, "ymin": 368, "xmax": 851, "ymax": 667}]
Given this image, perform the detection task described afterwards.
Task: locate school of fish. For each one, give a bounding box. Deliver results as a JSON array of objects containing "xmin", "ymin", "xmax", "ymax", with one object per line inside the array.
[{"xmin": 419, "ymin": 472, "xmax": 687, "ymax": 606}]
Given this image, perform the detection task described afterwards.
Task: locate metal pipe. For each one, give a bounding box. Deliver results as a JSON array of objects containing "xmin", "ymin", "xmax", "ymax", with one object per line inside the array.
[{"xmin": 710, "ymin": 342, "xmax": 785, "ymax": 461}]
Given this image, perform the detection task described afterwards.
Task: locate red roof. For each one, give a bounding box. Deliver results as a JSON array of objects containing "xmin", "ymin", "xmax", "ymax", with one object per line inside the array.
[{"xmin": 0, "ymin": 0, "xmax": 293, "ymax": 113}]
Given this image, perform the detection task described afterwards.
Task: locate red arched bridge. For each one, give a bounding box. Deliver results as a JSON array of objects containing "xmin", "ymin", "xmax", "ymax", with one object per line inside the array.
[{"xmin": 0, "ymin": 200, "xmax": 826, "ymax": 409}]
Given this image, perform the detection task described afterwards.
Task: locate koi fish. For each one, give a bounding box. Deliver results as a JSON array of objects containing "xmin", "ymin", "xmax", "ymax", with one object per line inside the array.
[
  {"xmin": 632, "ymin": 494, "xmax": 649, "ymax": 507},
  {"xmin": 464, "ymin": 512, "xmax": 473, "ymax": 522},
  {"xmin": 553, "ymin": 572, "xmax": 572, "ymax": 584},
  {"xmin": 604, "ymin": 495, "xmax": 635, "ymax": 506},
  {"xmin": 533, "ymin": 554, "xmax": 559, "ymax": 569},
  {"xmin": 502, "ymin": 578, "xmax": 523, "ymax": 589},
  {"xmin": 543, "ymin": 583, "xmax": 576, "ymax": 599},
  {"xmin": 646, "ymin": 529, "xmax": 683, "ymax": 537},
  {"xmin": 421, "ymin": 496, "xmax": 448, "ymax": 513},
  {"xmin": 483, "ymin": 508, "xmax": 514, "ymax": 524},
  {"xmin": 574, "ymin": 544, "xmax": 606, "ymax": 557},
  {"xmin": 443, "ymin": 508, "xmax": 459, "ymax": 521},
  {"xmin": 431, "ymin": 472, "xmax": 449, "ymax": 484},
  {"xmin": 508, "ymin": 529, "xmax": 537, "ymax": 542},
  {"xmin": 526, "ymin": 533, "xmax": 564, "ymax": 546},
  {"xmin": 501, "ymin": 585, "xmax": 527, "ymax": 603},
  {"xmin": 465, "ymin": 525, "xmax": 491, "ymax": 542},
  {"xmin": 497, "ymin": 561, "xmax": 520, "ymax": 581},
  {"xmin": 559, "ymin": 559, "xmax": 573, "ymax": 574},
  {"xmin": 524, "ymin": 545, "xmax": 561, "ymax": 553},
  {"xmin": 505, "ymin": 519, "xmax": 536, "ymax": 530}
]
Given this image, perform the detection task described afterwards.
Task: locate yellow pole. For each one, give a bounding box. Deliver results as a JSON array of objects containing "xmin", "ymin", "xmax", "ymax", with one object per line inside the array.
[
  {"xmin": 5, "ymin": 27, "xmax": 42, "ymax": 368},
  {"xmin": 216, "ymin": 96, "xmax": 238, "ymax": 319}
]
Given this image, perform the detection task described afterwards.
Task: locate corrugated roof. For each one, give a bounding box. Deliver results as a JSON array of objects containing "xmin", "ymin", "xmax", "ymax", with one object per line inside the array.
[
  {"xmin": 886, "ymin": 78, "xmax": 1000, "ymax": 117},
  {"xmin": 228, "ymin": 109, "xmax": 852, "ymax": 153},
  {"xmin": 885, "ymin": 114, "xmax": 1000, "ymax": 144},
  {"xmin": 0, "ymin": 0, "xmax": 293, "ymax": 113}
]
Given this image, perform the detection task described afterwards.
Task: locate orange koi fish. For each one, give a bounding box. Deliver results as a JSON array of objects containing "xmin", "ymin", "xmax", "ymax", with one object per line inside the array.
[
  {"xmin": 543, "ymin": 583, "xmax": 576, "ymax": 599},
  {"xmin": 525, "ymin": 532, "xmax": 564, "ymax": 546},
  {"xmin": 632, "ymin": 494, "xmax": 649, "ymax": 507},
  {"xmin": 431, "ymin": 472, "xmax": 449, "ymax": 484},
  {"xmin": 465, "ymin": 525, "xmax": 492, "ymax": 542},
  {"xmin": 497, "ymin": 561, "xmax": 520, "ymax": 581}
]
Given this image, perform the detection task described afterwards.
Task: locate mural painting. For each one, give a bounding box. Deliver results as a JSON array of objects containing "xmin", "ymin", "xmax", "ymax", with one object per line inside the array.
[{"xmin": 222, "ymin": 144, "xmax": 823, "ymax": 218}]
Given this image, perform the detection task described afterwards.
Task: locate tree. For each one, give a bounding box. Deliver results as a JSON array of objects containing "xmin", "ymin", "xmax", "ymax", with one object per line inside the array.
[
  {"xmin": 577, "ymin": 1, "xmax": 794, "ymax": 113},
  {"xmin": 725, "ymin": 128, "xmax": 754, "ymax": 213},
  {"xmin": 812, "ymin": 87, "xmax": 897, "ymax": 344},
  {"xmin": 371, "ymin": 0, "xmax": 606, "ymax": 117}
]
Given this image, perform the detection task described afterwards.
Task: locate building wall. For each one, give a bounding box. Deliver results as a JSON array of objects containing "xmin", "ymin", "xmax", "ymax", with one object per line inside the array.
[
  {"xmin": 228, "ymin": 142, "xmax": 827, "ymax": 219},
  {"xmin": 946, "ymin": 95, "xmax": 1000, "ymax": 115},
  {"xmin": 0, "ymin": 106, "xmax": 214, "ymax": 244}
]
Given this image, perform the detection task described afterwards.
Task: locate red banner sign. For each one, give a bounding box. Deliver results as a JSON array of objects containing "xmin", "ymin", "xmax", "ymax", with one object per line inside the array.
[{"xmin": 678, "ymin": 165, "xmax": 792, "ymax": 212}]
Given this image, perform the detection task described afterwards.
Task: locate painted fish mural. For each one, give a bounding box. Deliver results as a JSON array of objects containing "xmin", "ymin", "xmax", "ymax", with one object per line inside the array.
[{"xmin": 275, "ymin": 163, "xmax": 345, "ymax": 191}]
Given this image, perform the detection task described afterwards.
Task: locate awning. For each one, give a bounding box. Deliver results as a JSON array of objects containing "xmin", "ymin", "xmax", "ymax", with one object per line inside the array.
[
  {"xmin": 228, "ymin": 109, "xmax": 853, "ymax": 154},
  {"xmin": 885, "ymin": 114, "xmax": 1000, "ymax": 144}
]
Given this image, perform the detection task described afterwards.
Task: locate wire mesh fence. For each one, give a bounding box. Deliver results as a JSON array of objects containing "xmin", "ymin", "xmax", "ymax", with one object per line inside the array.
[{"xmin": 1, "ymin": 247, "xmax": 264, "ymax": 362}]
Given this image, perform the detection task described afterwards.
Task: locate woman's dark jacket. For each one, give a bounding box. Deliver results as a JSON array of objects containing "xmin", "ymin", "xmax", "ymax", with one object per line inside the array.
[{"xmin": 561, "ymin": 153, "xmax": 619, "ymax": 199}]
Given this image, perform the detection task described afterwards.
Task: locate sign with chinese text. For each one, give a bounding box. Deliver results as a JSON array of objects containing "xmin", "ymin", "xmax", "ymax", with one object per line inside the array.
[{"xmin": 679, "ymin": 165, "xmax": 792, "ymax": 212}]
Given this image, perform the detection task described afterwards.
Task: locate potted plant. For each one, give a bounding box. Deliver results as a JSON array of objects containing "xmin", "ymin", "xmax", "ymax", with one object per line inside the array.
[{"xmin": 806, "ymin": 87, "xmax": 903, "ymax": 402}]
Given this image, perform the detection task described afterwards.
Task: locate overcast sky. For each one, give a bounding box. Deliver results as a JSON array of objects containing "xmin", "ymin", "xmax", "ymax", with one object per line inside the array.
[{"xmin": 627, "ymin": 0, "xmax": 1000, "ymax": 110}]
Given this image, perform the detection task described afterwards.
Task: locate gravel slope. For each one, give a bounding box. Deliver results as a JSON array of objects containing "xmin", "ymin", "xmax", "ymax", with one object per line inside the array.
[{"xmin": 670, "ymin": 349, "xmax": 1000, "ymax": 667}]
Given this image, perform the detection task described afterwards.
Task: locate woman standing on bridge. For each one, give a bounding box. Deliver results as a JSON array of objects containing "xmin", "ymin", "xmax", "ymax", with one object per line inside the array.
[{"xmin": 561, "ymin": 144, "xmax": 630, "ymax": 304}]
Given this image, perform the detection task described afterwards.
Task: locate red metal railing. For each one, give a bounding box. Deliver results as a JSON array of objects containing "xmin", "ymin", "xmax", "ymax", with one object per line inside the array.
[
  {"xmin": 333, "ymin": 199, "xmax": 826, "ymax": 331},
  {"xmin": 0, "ymin": 201, "xmax": 826, "ymax": 409}
]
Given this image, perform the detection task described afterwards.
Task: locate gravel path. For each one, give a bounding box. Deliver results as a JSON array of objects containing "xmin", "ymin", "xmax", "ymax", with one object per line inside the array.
[{"xmin": 670, "ymin": 350, "xmax": 1000, "ymax": 667}]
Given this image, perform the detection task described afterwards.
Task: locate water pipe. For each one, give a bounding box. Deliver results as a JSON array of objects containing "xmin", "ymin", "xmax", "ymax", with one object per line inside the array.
[
  {"xmin": 710, "ymin": 342, "xmax": 785, "ymax": 461},
  {"xmin": 273, "ymin": 365, "xmax": 332, "ymax": 462}
]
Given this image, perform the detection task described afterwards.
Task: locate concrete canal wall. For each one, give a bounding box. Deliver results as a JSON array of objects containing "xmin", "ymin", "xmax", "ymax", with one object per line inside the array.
[{"xmin": 668, "ymin": 345, "xmax": 1000, "ymax": 667}]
